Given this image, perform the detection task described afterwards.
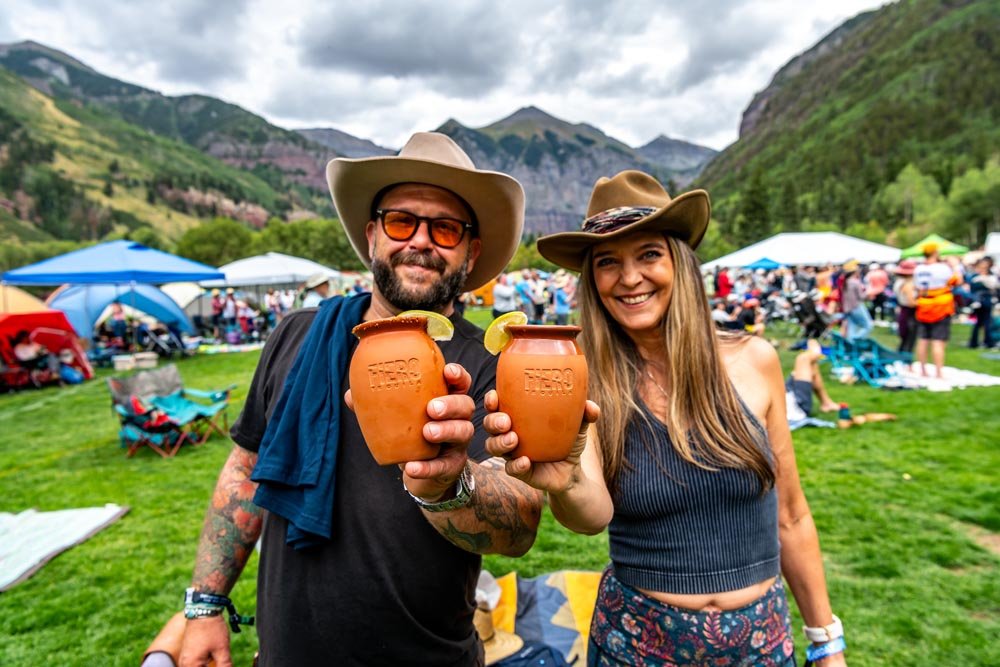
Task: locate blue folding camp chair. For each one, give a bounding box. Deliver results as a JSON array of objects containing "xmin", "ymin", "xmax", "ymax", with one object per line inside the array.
[
  {"xmin": 107, "ymin": 364, "xmax": 235, "ymax": 449},
  {"xmin": 111, "ymin": 395, "xmax": 188, "ymax": 458},
  {"xmin": 827, "ymin": 332, "xmax": 912, "ymax": 387}
]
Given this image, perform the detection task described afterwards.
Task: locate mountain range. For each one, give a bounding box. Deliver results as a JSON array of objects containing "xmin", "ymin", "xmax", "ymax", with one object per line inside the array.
[
  {"xmin": 0, "ymin": 40, "xmax": 715, "ymax": 240},
  {"xmin": 2, "ymin": 0, "xmax": 997, "ymax": 260}
]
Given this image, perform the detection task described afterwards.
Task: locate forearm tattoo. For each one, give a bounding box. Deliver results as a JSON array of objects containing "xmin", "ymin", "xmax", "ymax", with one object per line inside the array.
[
  {"xmin": 191, "ymin": 446, "xmax": 263, "ymax": 593},
  {"xmin": 430, "ymin": 457, "xmax": 542, "ymax": 556}
]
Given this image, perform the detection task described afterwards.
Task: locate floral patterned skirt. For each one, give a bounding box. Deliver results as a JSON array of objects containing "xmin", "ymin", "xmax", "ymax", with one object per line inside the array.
[{"xmin": 588, "ymin": 567, "xmax": 796, "ymax": 666}]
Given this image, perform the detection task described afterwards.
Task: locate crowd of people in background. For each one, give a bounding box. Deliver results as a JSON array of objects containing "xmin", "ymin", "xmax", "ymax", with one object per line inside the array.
[
  {"xmin": 483, "ymin": 268, "xmax": 578, "ymax": 325},
  {"xmin": 703, "ymin": 246, "xmax": 999, "ymax": 371}
]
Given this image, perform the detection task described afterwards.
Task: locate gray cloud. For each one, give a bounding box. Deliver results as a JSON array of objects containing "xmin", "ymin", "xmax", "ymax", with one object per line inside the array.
[
  {"xmin": 296, "ymin": 0, "xmax": 523, "ymax": 96},
  {"xmin": 22, "ymin": 0, "xmax": 252, "ymax": 87}
]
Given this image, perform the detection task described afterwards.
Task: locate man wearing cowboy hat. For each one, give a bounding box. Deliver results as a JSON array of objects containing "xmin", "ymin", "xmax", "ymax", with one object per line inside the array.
[{"xmin": 180, "ymin": 133, "xmax": 542, "ymax": 667}]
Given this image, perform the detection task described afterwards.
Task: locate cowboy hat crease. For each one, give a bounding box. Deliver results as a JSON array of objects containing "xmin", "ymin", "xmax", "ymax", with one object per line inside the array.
[
  {"xmin": 537, "ymin": 170, "xmax": 711, "ymax": 272},
  {"xmin": 327, "ymin": 132, "xmax": 525, "ymax": 292}
]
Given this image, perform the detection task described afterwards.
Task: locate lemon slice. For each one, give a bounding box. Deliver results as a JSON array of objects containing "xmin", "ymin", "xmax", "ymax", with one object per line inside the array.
[
  {"xmin": 483, "ymin": 311, "xmax": 528, "ymax": 355},
  {"xmin": 397, "ymin": 309, "xmax": 455, "ymax": 341}
]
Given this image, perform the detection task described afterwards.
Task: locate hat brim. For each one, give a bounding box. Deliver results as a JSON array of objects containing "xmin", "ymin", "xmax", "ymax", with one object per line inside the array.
[
  {"xmin": 484, "ymin": 629, "xmax": 524, "ymax": 665},
  {"xmin": 327, "ymin": 156, "xmax": 525, "ymax": 292},
  {"xmin": 537, "ymin": 190, "xmax": 711, "ymax": 272}
]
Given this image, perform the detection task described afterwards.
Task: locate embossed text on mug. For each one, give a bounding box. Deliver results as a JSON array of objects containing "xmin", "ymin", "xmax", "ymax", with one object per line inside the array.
[
  {"xmin": 523, "ymin": 368, "xmax": 574, "ymax": 396},
  {"xmin": 368, "ymin": 358, "xmax": 422, "ymax": 390}
]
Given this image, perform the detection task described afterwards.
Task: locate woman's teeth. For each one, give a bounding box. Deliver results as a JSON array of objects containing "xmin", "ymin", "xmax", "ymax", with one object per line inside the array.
[{"xmin": 621, "ymin": 293, "xmax": 652, "ymax": 305}]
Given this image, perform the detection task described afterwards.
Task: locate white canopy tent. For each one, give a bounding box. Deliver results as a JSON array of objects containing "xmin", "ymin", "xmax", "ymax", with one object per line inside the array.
[
  {"xmin": 200, "ymin": 252, "xmax": 341, "ymax": 288},
  {"xmin": 701, "ymin": 232, "xmax": 901, "ymax": 270},
  {"xmin": 984, "ymin": 232, "xmax": 1000, "ymax": 261}
]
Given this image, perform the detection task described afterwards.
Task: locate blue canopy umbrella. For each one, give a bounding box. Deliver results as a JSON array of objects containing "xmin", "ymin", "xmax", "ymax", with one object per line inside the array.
[
  {"xmin": 744, "ymin": 257, "xmax": 782, "ymax": 270},
  {"xmin": 1, "ymin": 240, "xmax": 223, "ymax": 285},
  {"xmin": 47, "ymin": 284, "xmax": 195, "ymax": 337}
]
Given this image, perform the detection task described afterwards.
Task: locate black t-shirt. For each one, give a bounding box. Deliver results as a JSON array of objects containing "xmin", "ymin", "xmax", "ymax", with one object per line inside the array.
[{"xmin": 231, "ymin": 307, "xmax": 497, "ymax": 666}]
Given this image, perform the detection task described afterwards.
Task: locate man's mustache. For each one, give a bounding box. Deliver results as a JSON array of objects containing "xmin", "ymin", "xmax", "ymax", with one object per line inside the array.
[{"xmin": 391, "ymin": 251, "xmax": 446, "ymax": 272}]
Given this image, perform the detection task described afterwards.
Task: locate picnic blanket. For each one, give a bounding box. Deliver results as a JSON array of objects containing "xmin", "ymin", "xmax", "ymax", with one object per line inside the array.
[
  {"xmin": 0, "ymin": 504, "xmax": 129, "ymax": 591},
  {"xmin": 881, "ymin": 362, "xmax": 1000, "ymax": 392},
  {"xmin": 492, "ymin": 570, "xmax": 603, "ymax": 664}
]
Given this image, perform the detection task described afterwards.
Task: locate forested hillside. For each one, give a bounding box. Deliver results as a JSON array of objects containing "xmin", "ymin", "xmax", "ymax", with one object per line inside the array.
[{"xmin": 697, "ymin": 0, "xmax": 1000, "ymax": 259}]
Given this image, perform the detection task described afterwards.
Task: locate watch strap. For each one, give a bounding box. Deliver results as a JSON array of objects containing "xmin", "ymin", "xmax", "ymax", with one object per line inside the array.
[
  {"xmin": 803, "ymin": 614, "xmax": 843, "ymax": 643},
  {"xmin": 407, "ymin": 462, "xmax": 475, "ymax": 512}
]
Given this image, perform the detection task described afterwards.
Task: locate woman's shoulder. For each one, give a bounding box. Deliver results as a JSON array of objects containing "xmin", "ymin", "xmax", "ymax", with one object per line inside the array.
[{"xmin": 717, "ymin": 333, "xmax": 780, "ymax": 377}]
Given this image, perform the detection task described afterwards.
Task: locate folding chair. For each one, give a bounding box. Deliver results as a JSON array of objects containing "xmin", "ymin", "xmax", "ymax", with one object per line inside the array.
[
  {"xmin": 107, "ymin": 364, "xmax": 236, "ymax": 448},
  {"xmin": 112, "ymin": 396, "xmax": 188, "ymax": 458},
  {"xmin": 827, "ymin": 333, "xmax": 910, "ymax": 388}
]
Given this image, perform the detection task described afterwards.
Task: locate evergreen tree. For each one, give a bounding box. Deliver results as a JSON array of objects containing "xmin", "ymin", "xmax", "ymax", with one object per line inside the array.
[{"xmin": 739, "ymin": 168, "xmax": 770, "ymax": 244}]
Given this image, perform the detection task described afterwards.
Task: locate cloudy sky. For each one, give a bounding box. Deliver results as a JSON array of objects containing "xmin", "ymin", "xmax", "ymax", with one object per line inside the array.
[{"xmin": 1, "ymin": 0, "xmax": 883, "ymax": 151}]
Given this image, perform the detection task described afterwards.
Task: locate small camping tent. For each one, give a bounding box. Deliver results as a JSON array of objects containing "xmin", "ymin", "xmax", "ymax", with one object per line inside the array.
[
  {"xmin": 900, "ymin": 233, "xmax": 969, "ymax": 259},
  {"xmin": 0, "ymin": 310, "xmax": 93, "ymax": 381},
  {"xmin": 0, "ymin": 285, "xmax": 47, "ymax": 313},
  {"xmin": 745, "ymin": 257, "xmax": 782, "ymax": 271},
  {"xmin": 46, "ymin": 284, "xmax": 194, "ymax": 339}
]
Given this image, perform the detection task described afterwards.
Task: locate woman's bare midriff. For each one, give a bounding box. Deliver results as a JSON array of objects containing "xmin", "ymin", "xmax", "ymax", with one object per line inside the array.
[{"xmin": 637, "ymin": 577, "xmax": 777, "ymax": 612}]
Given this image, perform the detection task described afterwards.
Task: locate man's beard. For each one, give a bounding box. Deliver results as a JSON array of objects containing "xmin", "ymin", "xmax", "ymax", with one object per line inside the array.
[{"xmin": 372, "ymin": 247, "xmax": 470, "ymax": 312}]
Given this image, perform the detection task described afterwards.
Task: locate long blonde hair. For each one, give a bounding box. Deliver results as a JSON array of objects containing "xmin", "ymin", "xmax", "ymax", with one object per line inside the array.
[{"xmin": 578, "ymin": 235, "xmax": 775, "ymax": 492}]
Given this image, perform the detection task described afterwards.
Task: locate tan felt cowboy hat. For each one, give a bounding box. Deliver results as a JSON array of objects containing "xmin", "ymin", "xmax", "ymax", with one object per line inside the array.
[
  {"xmin": 327, "ymin": 132, "xmax": 525, "ymax": 292},
  {"xmin": 537, "ymin": 170, "xmax": 711, "ymax": 272}
]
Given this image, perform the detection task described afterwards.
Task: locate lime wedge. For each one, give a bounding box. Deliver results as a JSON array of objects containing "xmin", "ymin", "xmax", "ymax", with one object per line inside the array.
[
  {"xmin": 483, "ymin": 311, "xmax": 528, "ymax": 355},
  {"xmin": 396, "ymin": 310, "xmax": 455, "ymax": 341}
]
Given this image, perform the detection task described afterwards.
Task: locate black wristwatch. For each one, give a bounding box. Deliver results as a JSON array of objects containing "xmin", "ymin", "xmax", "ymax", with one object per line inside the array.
[{"xmin": 406, "ymin": 462, "xmax": 476, "ymax": 512}]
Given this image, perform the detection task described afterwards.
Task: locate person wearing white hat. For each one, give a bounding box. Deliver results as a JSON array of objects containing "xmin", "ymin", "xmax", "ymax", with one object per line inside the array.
[
  {"xmin": 180, "ymin": 133, "xmax": 541, "ymax": 667},
  {"xmin": 300, "ymin": 272, "xmax": 334, "ymax": 308}
]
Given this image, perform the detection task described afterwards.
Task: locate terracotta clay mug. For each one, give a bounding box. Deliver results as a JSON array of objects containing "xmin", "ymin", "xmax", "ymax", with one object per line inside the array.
[
  {"xmin": 496, "ymin": 325, "xmax": 588, "ymax": 462},
  {"xmin": 349, "ymin": 316, "xmax": 447, "ymax": 465}
]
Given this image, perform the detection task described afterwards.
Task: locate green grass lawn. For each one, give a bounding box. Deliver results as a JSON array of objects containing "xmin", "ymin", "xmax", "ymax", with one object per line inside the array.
[{"xmin": 1, "ymin": 311, "xmax": 998, "ymax": 666}]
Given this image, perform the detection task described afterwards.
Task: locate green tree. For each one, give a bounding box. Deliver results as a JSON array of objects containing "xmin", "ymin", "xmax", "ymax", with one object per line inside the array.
[
  {"xmin": 944, "ymin": 158, "xmax": 1000, "ymax": 245},
  {"xmin": 509, "ymin": 241, "xmax": 558, "ymax": 271},
  {"xmin": 696, "ymin": 219, "xmax": 737, "ymax": 263},
  {"xmin": 738, "ymin": 168, "xmax": 770, "ymax": 244},
  {"xmin": 252, "ymin": 217, "xmax": 363, "ymax": 270},
  {"xmin": 776, "ymin": 181, "xmax": 800, "ymax": 232},
  {"xmin": 874, "ymin": 163, "xmax": 947, "ymax": 228},
  {"xmin": 175, "ymin": 217, "xmax": 254, "ymax": 266}
]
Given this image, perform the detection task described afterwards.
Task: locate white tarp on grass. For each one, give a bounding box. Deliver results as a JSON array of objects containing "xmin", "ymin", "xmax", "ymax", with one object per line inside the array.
[
  {"xmin": 0, "ymin": 504, "xmax": 129, "ymax": 591},
  {"xmin": 702, "ymin": 232, "xmax": 901, "ymax": 269}
]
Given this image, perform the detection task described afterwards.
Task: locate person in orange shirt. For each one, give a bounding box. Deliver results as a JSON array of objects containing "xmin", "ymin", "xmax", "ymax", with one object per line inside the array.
[{"xmin": 913, "ymin": 243, "xmax": 963, "ymax": 378}]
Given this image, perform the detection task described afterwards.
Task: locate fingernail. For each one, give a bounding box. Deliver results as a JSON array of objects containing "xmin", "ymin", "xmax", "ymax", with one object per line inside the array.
[
  {"xmin": 427, "ymin": 424, "xmax": 441, "ymax": 438},
  {"xmin": 430, "ymin": 400, "xmax": 445, "ymax": 416}
]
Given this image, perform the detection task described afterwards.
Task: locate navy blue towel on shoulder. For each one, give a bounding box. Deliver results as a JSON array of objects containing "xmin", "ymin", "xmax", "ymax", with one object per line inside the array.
[{"xmin": 251, "ymin": 293, "xmax": 370, "ymax": 549}]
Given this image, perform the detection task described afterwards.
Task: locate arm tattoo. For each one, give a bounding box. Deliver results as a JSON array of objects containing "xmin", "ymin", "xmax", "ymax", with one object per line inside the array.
[
  {"xmin": 426, "ymin": 457, "xmax": 543, "ymax": 557},
  {"xmin": 191, "ymin": 446, "xmax": 263, "ymax": 594}
]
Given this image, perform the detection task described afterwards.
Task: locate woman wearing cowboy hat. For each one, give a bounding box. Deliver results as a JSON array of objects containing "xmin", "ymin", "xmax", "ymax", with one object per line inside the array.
[{"xmin": 485, "ymin": 171, "xmax": 846, "ymax": 666}]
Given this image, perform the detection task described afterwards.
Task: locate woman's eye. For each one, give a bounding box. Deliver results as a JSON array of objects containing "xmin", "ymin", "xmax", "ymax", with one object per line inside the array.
[
  {"xmin": 595, "ymin": 257, "xmax": 617, "ymax": 268},
  {"xmin": 642, "ymin": 250, "xmax": 663, "ymax": 260}
]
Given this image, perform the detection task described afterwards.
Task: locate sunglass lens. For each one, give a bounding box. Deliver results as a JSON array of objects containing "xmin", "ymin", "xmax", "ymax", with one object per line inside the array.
[
  {"xmin": 382, "ymin": 211, "xmax": 418, "ymax": 240},
  {"xmin": 431, "ymin": 219, "xmax": 464, "ymax": 247}
]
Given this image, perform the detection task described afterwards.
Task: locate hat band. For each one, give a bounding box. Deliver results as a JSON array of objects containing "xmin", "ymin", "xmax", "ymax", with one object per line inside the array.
[{"xmin": 581, "ymin": 207, "xmax": 658, "ymax": 235}]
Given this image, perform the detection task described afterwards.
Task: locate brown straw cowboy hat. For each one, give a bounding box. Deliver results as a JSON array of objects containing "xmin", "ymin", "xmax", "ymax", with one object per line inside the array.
[
  {"xmin": 537, "ymin": 170, "xmax": 711, "ymax": 272},
  {"xmin": 326, "ymin": 132, "xmax": 525, "ymax": 291}
]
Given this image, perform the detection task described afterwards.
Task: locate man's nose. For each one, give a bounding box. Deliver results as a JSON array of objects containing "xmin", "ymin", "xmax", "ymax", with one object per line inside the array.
[{"xmin": 406, "ymin": 219, "xmax": 435, "ymax": 250}]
